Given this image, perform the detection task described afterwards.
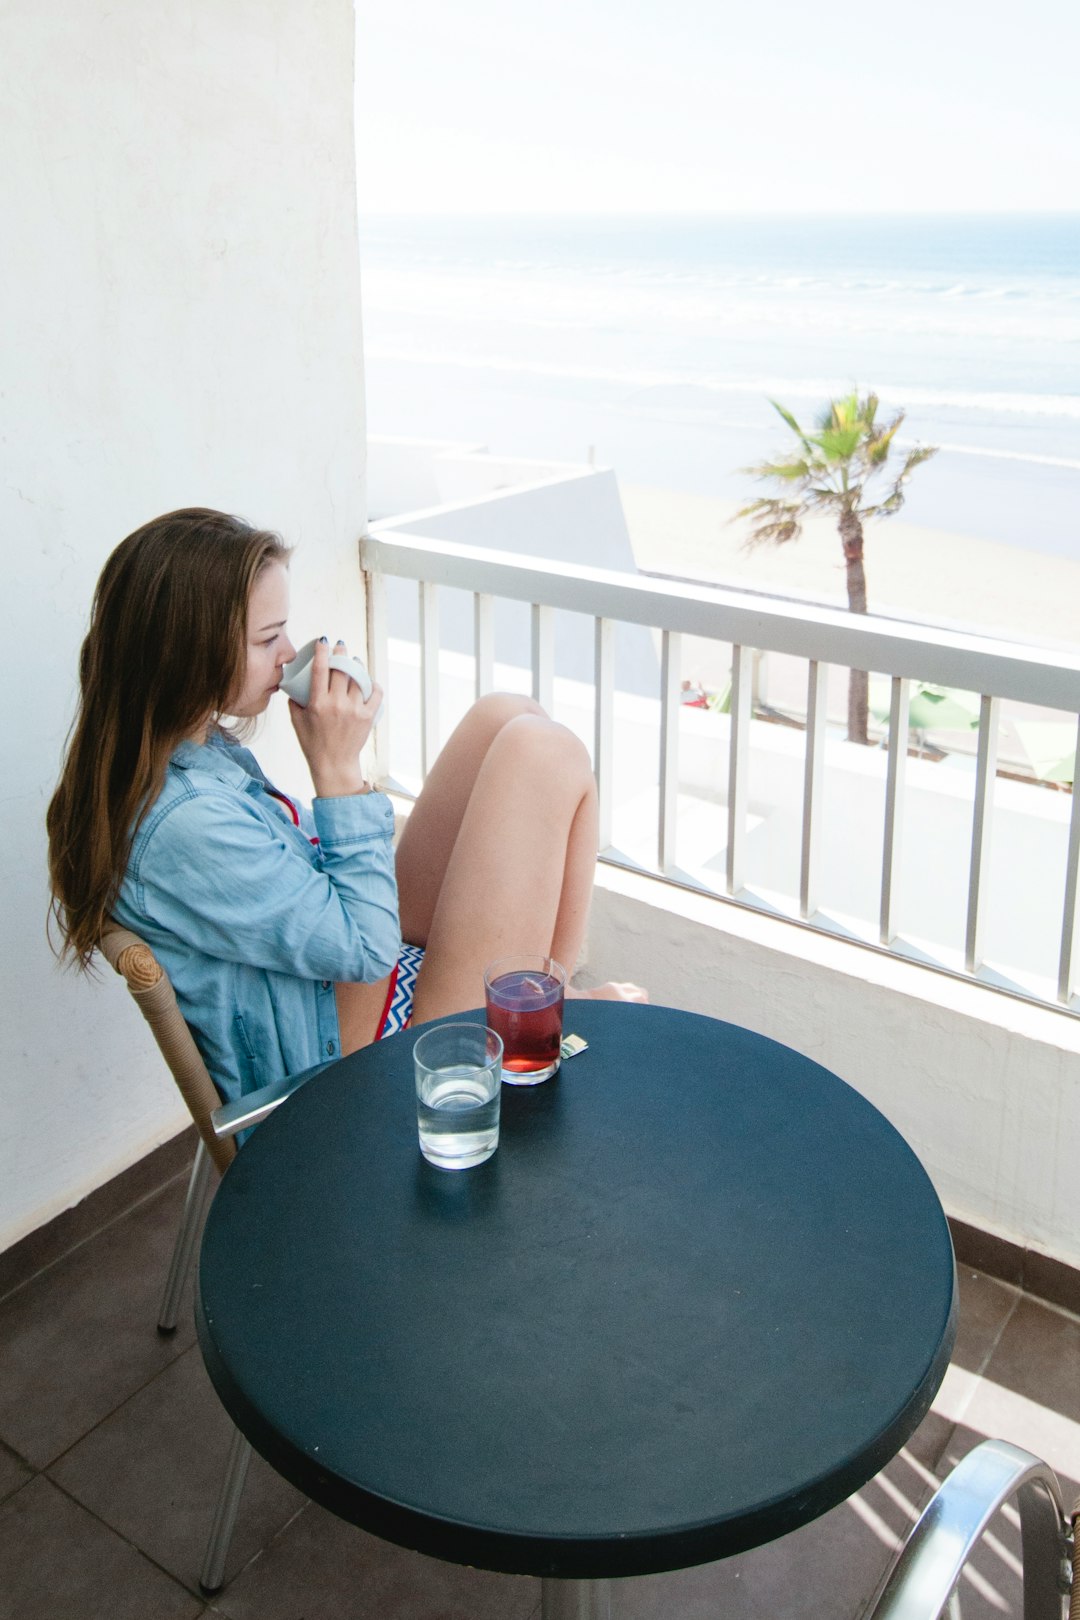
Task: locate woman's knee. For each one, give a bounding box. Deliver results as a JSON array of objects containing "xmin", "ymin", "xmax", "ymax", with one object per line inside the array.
[
  {"xmin": 490, "ymin": 712, "xmax": 594, "ymax": 788},
  {"xmin": 467, "ymin": 691, "xmax": 546, "ymax": 733}
]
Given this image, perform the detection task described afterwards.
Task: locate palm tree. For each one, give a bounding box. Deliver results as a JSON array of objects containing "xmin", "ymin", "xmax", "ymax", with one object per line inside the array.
[{"xmin": 737, "ymin": 392, "xmax": 937, "ymax": 743}]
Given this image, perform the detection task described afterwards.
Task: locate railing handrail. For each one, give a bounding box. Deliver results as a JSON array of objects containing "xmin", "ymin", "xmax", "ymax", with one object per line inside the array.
[
  {"xmin": 363, "ymin": 525, "xmax": 1080, "ymax": 1010},
  {"xmin": 363, "ymin": 528, "xmax": 1080, "ymax": 713}
]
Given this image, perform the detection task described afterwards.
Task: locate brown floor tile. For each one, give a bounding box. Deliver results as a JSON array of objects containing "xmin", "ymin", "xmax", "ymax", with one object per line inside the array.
[
  {"xmin": 950, "ymin": 1266, "xmax": 1020, "ymax": 1375},
  {"xmin": 979, "ymin": 1294, "xmax": 1080, "ymax": 1417},
  {"xmin": 0, "ymin": 1175, "xmax": 197, "ymax": 1468},
  {"xmin": 0, "ymin": 1474, "xmax": 202, "ymax": 1620},
  {"xmin": 212, "ymin": 1500, "xmax": 540, "ymax": 1620},
  {"xmin": 49, "ymin": 1345, "xmax": 306, "ymax": 1593},
  {"xmin": 920, "ymin": 1266, "xmax": 1021, "ymax": 1452},
  {"xmin": 0, "ymin": 1442, "xmax": 31, "ymax": 1506},
  {"xmin": 904, "ymin": 1406, "xmax": 955, "ymax": 1473},
  {"xmin": 608, "ymin": 1442, "xmax": 940, "ymax": 1620},
  {"xmin": 958, "ymin": 1295, "xmax": 1080, "ymax": 1490}
]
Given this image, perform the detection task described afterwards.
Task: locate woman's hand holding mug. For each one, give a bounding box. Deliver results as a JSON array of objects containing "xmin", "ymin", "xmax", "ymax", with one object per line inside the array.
[{"xmin": 285, "ymin": 638, "xmax": 383, "ymax": 798}]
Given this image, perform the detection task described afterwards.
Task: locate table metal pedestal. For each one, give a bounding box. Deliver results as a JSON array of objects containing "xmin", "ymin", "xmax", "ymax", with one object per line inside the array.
[{"xmin": 542, "ymin": 1578, "xmax": 611, "ymax": 1619}]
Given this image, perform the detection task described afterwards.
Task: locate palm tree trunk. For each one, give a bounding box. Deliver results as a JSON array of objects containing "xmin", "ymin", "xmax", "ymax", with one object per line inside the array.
[{"xmin": 839, "ymin": 509, "xmax": 869, "ymax": 744}]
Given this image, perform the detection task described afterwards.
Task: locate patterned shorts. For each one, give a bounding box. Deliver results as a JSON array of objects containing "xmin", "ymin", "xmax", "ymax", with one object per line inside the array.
[{"xmin": 377, "ymin": 942, "xmax": 425, "ymax": 1039}]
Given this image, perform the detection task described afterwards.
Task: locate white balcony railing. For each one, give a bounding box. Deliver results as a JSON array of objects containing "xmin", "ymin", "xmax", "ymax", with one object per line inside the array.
[{"xmin": 362, "ymin": 529, "xmax": 1080, "ymax": 1018}]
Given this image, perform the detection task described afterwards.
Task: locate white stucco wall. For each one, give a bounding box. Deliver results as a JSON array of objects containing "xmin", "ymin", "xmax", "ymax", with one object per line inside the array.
[{"xmin": 1, "ymin": 0, "xmax": 367, "ymax": 1250}]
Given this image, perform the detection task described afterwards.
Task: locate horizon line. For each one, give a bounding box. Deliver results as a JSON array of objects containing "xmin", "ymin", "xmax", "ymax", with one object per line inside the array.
[{"xmin": 358, "ymin": 206, "xmax": 1080, "ymax": 221}]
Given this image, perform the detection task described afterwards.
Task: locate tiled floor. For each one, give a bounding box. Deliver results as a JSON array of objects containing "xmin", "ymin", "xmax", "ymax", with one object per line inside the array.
[{"xmin": 1, "ymin": 1164, "xmax": 1078, "ymax": 1620}]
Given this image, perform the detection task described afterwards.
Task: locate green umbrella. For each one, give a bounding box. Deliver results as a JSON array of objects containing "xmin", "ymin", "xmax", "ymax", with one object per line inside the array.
[{"xmin": 870, "ymin": 681, "xmax": 982, "ymax": 735}]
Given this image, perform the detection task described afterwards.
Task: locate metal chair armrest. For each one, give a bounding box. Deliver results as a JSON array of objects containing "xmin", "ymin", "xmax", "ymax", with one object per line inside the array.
[
  {"xmin": 211, "ymin": 1061, "xmax": 333, "ymax": 1140},
  {"xmin": 870, "ymin": 1438, "xmax": 1069, "ymax": 1620}
]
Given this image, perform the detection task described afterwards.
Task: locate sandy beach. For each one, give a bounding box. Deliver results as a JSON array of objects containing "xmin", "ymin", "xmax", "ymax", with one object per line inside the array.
[
  {"xmin": 619, "ymin": 482, "xmax": 1080, "ymax": 767},
  {"xmin": 620, "ymin": 483, "xmax": 1080, "ymax": 656}
]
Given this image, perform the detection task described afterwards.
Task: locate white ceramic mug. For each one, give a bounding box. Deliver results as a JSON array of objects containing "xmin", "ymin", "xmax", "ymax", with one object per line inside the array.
[{"xmin": 279, "ymin": 640, "xmax": 375, "ymax": 708}]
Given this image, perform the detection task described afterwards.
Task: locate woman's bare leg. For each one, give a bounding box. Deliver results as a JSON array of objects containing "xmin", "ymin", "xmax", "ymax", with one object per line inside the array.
[
  {"xmin": 340, "ymin": 692, "xmax": 643, "ymax": 1046},
  {"xmin": 395, "ymin": 692, "xmax": 546, "ymax": 945},
  {"xmin": 403, "ymin": 711, "xmax": 601, "ymax": 1022},
  {"xmin": 336, "ymin": 693, "xmax": 547, "ymax": 1053}
]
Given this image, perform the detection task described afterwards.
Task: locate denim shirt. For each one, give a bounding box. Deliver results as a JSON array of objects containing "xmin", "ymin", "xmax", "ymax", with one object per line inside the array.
[{"xmin": 113, "ymin": 734, "xmax": 401, "ymax": 1106}]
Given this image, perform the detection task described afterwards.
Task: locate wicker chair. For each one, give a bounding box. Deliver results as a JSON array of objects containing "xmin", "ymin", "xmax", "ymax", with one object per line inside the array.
[{"xmin": 99, "ymin": 924, "xmax": 323, "ymax": 1594}]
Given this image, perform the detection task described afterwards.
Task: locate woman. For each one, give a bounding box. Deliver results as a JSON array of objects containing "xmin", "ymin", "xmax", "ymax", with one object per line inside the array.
[{"xmin": 47, "ymin": 507, "xmax": 642, "ymax": 1105}]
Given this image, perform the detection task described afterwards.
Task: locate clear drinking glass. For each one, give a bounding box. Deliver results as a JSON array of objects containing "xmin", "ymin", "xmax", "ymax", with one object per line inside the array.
[
  {"xmin": 483, "ymin": 954, "xmax": 567, "ymax": 1085},
  {"xmin": 413, "ymin": 1022, "xmax": 503, "ymax": 1169}
]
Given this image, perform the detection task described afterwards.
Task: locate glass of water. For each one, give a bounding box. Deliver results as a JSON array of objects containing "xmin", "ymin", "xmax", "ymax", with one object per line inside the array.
[{"xmin": 413, "ymin": 1023, "xmax": 503, "ymax": 1170}]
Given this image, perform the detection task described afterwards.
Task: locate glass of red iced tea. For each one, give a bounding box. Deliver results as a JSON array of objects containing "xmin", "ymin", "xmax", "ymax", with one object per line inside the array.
[{"xmin": 483, "ymin": 954, "xmax": 567, "ymax": 1084}]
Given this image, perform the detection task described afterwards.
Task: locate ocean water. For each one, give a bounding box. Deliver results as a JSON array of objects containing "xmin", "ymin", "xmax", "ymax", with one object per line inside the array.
[{"xmin": 359, "ymin": 213, "xmax": 1080, "ymax": 557}]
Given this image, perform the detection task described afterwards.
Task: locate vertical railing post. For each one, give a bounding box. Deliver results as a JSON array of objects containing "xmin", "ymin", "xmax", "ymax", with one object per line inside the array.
[
  {"xmin": 726, "ymin": 645, "xmax": 751, "ymax": 897},
  {"xmin": 594, "ymin": 618, "xmax": 614, "ymax": 852},
  {"xmin": 800, "ymin": 661, "xmax": 828, "ymax": 920},
  {"xmin": 1057, "ymin": 714, "xmax": 1080, "ymax": 1004},
  {"xmin": 474, "ymin": 593, "xmax": 494, "ymax": 699},
  {"xmin": 659, "ymin": 631, "xmax": 682, "ymax": 873},
  {"xmin": 419, "ymin": 580, "xmax": 439, "ymax": 781},
  {"xmin": 880, "ymin": 676, "xmax": 911, "ymax": 946},
  {"xmin": 532, "ymin": 603, "xmax": 554, "ymax": 713},
  {"xmin": 965, "ymin": 694, "xmax": 999, "ymax": 975}
]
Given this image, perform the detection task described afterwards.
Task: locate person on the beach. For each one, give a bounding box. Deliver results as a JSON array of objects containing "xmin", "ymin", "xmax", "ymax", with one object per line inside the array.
[{"xmin": 46, "ymin": 508, "xmax": 644, "ymax": 1105}]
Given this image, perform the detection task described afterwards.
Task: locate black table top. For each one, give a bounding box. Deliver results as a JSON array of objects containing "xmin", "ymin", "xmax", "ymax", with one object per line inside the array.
[{"xmin": 197, "ymin": 1001, "xmax": 956, "ymax": 1580}]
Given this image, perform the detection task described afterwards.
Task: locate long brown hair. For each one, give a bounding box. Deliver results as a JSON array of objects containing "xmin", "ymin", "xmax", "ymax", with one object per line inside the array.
[{"xmin": 47, "ymin": 507, "xmax": 290, "ymax": 969}]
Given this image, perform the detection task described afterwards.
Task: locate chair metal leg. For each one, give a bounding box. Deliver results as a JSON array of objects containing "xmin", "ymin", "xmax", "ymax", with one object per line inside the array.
[
  {"xmin": 158, "ymin": 1138, "xmax": 213, "ymax": 1334},
  {"xmin": 199, "ymin": 1424, "xmax": 253, "ymax": 1595}
]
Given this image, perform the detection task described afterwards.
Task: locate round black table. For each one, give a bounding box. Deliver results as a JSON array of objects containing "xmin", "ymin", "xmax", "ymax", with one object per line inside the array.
[{"xmin": 197, "ymin": 1002, "xmax": 956, "ymax": 1616}]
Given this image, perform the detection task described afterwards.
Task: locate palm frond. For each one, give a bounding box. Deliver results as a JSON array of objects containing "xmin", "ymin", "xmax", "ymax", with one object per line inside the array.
[
  {"xmin": 811, "ymin": 425, "xmax": 863, "ymax": 463},
  {"xmin": 804, "ymin": 486, "xmax": 847, "ymax": 512},
  {"xmin": 735, "ymin": 392, "xmax": 937, "ymax": 548},
  {"xmin": 738, "ymin": 456, "xmax": 815, "ymax": 484},
  {"xmin": 899, "ymin": 445, "xmax": 938, "ymax": 478},
  {"xmin": 763, "ymin": 459, "xmax": 812, "ymax": 482},
  {"xmin": 818, "ymin": 397, "xmax": 843, "ymax": 433},
  {"xmin": 862, "ymin": 492, "xmax": 905, "ymax": 519},
  {"xmin": 864, "ymin": 418, "xmax": 903, "ymax": 466},
  {"xmin": 768, "ymin": 399, "xmax": 813, "ymax": 452},
  {"xmin": 737, "ymin": 498, "xmax": 804, "ymax": 550}
]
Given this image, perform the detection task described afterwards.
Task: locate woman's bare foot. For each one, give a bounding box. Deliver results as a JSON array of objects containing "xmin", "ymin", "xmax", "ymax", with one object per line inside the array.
[{"xmin": 566, "ymin": 981, "xmax": 648, "ymax": 1003}]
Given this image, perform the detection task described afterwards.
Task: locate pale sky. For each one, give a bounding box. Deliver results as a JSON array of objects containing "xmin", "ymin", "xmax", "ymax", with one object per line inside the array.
[{"xmin": 355, "ymin": 0, "xmax": 1080, "ymax": 215}]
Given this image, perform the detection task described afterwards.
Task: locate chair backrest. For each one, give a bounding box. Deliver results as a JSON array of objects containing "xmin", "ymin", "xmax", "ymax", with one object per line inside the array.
[{"xmin": 100, "ymin": 925, "xmax": 236, "ymax": 1175}]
